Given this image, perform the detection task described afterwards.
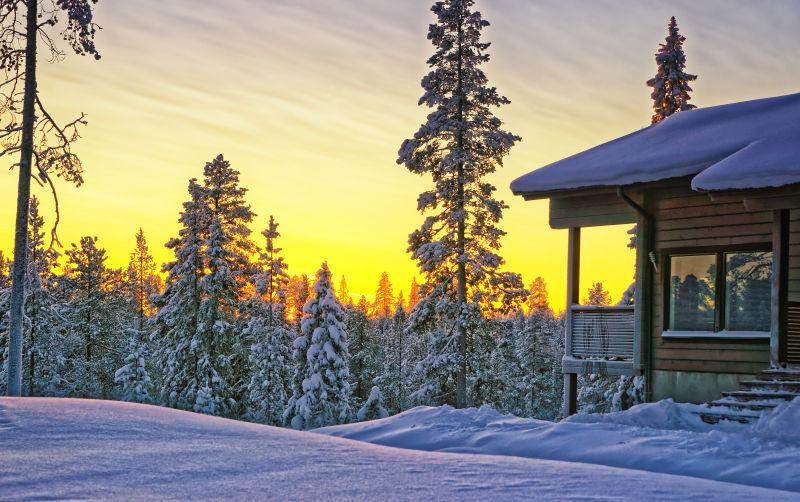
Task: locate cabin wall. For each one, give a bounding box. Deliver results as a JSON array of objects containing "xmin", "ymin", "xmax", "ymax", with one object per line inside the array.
[
  {"xmin": 790, "ymin": 210, "xmax": 800, "ymax": 302},
  {"xmin": 650, "ymin": 187, "xmax": 772, "ymax": 402}
]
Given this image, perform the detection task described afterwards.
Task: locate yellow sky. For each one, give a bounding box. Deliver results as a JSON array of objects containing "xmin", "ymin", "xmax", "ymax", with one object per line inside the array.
[{"xmin": 2, "ymin": 0, "xmax": 799, "ymax": 311}]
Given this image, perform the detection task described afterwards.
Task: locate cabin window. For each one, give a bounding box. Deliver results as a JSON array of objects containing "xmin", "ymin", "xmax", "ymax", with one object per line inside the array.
[{"xmin": 667, "ymin": 251, "xmax": 772, "ymax": 336}]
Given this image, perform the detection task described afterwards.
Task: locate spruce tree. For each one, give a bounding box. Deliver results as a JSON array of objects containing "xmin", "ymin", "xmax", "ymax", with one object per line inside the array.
[
  {"xmin": 357, "ymin": 386, "xmax": 389, "ymax": 422},
  {"xmin": 114, "ymin": 339, "xmax": 152, "ymax": 403},
  {"xmin": 246, "ymin": 216, "xmax": 293, "ymax": 425},
  {"xmin": 345, "ymin": 295, "xmax": 375, "ymax": 404},
  {"xmin": 286, "ymin": 263, "xmax": 351, "ymax": 429},
  {"xmin": 153, "ymin": 179, "xmax": 206, "ymax": 411},
  {"xmin": 398, "ymin": 0, "xmax": 525, "ymax": 407},
  {"xmin": 125, "ymin": 228, "xmax": 161, "ymax": 331},
  {"xmin": 646, "ymin": 16, "xmax": 697, "ymax": 124}
]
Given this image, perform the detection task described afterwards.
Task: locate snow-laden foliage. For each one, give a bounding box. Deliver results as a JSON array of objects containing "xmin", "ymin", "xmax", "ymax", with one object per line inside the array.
[
  {"xmin": 398, "ymin": 0, "xmax": 526, "ymax": 407},
  {"xmin": 245, "ymin": 216, "xmax": 293, "ymax": 425},
  {"xmin": 646, "ymin": 16, "xmax": 697, "ymax": 124},
  {"xmin": 286, "ymin": 263, "xmax": 351, "ymax": 429},
  {"xmin": 357, "ymin": 386, "xmax": 389, "ymax": 422},
  {"xmin": 114, "ymin": 331, "xmax": 152, "ymax": 403}
]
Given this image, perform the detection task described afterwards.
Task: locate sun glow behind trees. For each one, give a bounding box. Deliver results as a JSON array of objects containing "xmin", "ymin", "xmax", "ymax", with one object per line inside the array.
[{"xmin": 1, "ymin": 1, "xmax": 799, "ymax": 312}]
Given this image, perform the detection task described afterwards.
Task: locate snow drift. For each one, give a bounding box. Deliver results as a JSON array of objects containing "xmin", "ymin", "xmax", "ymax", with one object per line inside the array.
[
  {"xmin": 2, "ymin": 397, "xmax": 798, "ymax": 501},
  {"xmin": 318, "ymin": 400, "xmax": 800, "ymax": 494}
]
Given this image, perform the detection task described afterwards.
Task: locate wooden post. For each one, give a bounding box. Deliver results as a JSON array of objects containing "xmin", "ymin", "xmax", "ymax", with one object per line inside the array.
[
  {"xmin": 563, "ymin": 227, "xmax": 580, "ymax": 417},
  {"xmin": 771, "ymin": 209, "xmax": 789, "ymax": 367},
  {"xmin": 633, "ymin": 210, "xmax": 653, "ymax": 398}
]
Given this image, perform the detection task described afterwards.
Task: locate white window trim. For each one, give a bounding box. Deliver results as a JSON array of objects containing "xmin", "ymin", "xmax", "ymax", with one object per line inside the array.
[{"xmin": 662, "ymin": 330, "xmax": 770, "ymax": 340}]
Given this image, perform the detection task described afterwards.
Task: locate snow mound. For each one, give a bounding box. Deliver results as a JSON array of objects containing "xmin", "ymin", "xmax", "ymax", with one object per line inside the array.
[
  {"xmin": 510, "ymin": 92, "xmax": 800, "ymax": 196},
  {"xmin": 8, "ymin": 398, "xmax": 797, "ymax": 501},
  {"xmin": 318, "ymin": 401, "xmax": 800, "ymax": 494},
  {"xmin": 564, "ymin": 399, "xmax": 743, "ymax": 433},
  {"xmin": 752, "ymin": 397, "xmax": 800, "ymax": 443}
]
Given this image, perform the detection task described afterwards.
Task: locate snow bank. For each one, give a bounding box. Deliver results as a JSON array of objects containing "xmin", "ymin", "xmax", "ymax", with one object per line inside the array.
[
  {"xmin": 752, "ymin": 397, "xmax": 800, "ymax": 443},
  {"xmin": 6, "ymin": 398, "xmax": 796, "ymax": 501},
  {"xmin": 318, "ymin": 401, "xmax": 800, "ymax": 494},
  {"xmin": 510, "ymin": 92, "xmax": 800, "ymax": 196}
]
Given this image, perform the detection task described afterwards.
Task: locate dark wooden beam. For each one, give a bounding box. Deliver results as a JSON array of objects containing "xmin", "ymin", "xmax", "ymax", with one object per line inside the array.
[
  {"xmin": 744, "ymin": 195, "xmax": 800, "ymax": 212},
  {"xmin": 771, "ymin": 209, "xmax": 790, "ymax": 366},
  {"xmin": 563, "ymin": 227, "xmax": 580, "ymax": 417}
]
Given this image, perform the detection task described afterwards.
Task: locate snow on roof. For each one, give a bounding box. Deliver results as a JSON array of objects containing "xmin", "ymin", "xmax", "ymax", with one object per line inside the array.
[{"xmin": 511, "ymin": 93, "xmax": 800, "ymax": 197}]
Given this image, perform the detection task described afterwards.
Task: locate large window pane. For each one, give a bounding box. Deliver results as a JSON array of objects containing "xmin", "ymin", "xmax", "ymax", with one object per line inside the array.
[
  {"xmin": 669, "ymin": 255, "xmax": 716, "ymax": 331},
  {"xmin": 725, "ymin": 252, "xmax": 772, "ymax": 332}
]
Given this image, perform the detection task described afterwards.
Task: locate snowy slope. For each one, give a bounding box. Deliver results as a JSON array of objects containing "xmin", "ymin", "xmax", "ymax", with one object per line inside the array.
[
  {"xmin": 1, "ymin": 398, "xmax": 798, "ymax": 501},
  {"xmin": 510, "ymin": 92, "xmax": 800, "ymax": 196},
  {"xmin": 319, "ymin": 400, "xmax": 800, "ymax": 494}
]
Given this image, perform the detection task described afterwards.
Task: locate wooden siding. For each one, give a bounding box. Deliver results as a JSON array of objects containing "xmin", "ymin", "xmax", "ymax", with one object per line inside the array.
[
  {"xmin": 652, "ymin": 187, "xmax": 771, "ymax": 374},
  {"xmin": 790, "ymin": 210, "xmax": 800, "ymax": 302}
]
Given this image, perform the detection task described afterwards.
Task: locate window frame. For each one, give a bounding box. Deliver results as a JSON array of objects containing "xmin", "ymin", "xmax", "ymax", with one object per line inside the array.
[{"xmin": 662, "ymin": 244, "xmax": 772, "ymax": 340}]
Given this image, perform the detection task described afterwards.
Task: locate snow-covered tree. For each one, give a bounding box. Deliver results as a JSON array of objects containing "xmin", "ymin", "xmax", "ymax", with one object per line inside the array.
[
  {"xmin": 286, "ymin": 263, "xmax": 351, "ymax": 429},
  {"xmin": 357, "ymin": 386, "xmax": 389, "ymax": 422},
  {"xmin": 646, "ymin": 16, "xmax": 697, "ymax": 124},
  {"xmin": 2, "ymin": 0, "xmax": 102, "ymax": 397},
  {"xmin": 346, "ymin": 295, "xmax": 376, "ymax": 404},
  {"xmin": 398, "ymin": 0, "xmax": 525, "ymax": 407},
  {"xmin": 1, "ymin": 197, "xmax": 64, "ymax": 396},
  {"xmin": 376, "ymin": 301, "xmax": 409, "ymax": 412},
  {"xmin": 114, "ymin": 336, "xmax": 152, "ymax": 403},
  {"xmin": 60, "ymin": 235, "xmax": 125, "ymax": 398},
  {"xmin": 153, "ymin": 179, "xmax": 206, "ymax": 411},
  {"xmin": 246, "ymin": 216, "xmax": 293, "ymax": 425}
]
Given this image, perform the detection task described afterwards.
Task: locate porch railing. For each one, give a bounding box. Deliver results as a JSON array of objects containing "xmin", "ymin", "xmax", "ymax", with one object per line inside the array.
[{"xmin": 569, "ymin": 305, "xmax": 635, "ymax": 361}]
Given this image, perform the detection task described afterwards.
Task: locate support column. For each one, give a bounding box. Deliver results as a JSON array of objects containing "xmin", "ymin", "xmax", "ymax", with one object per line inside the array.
[
  {"xmin": 563, "ymin": 227, "xmax": 580, "ymax": 417},
  {"xmin": 633, "ymin": 210, "xmax": 653, "ymax": 398},
  {"xmin": 771, "ymin": 209, "xmax": 789, "ymax": 367}
]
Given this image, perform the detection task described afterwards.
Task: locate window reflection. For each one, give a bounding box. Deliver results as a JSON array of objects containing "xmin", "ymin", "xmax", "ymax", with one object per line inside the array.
[
  {"xmin": 725, "ymin": 252, "xmax": 772, "ymax": 332},
  {"xmin": 669, "ymin": 254, "xmax": 716, "ymax": 331}
]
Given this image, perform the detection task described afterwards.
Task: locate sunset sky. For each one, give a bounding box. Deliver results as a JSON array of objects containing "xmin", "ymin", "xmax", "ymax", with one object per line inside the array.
[{"xmin": 2, "ymin": 0, "xmax": 799, "ymax": 310}]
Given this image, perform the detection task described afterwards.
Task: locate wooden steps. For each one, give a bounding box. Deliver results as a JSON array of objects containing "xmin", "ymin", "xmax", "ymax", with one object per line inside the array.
[{"xmin": 695, "ymin": 367, "xmax": 800, "ymax": 424}]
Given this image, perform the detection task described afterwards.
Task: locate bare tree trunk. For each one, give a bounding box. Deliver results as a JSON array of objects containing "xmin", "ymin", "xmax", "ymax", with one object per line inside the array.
[
  {"xmin": 454, "ymin": 16, "xmax": 467, "ymax": 409},
  {"xmin": 7, "ymin": 0, "xmax": 38, "ymax": 397}
]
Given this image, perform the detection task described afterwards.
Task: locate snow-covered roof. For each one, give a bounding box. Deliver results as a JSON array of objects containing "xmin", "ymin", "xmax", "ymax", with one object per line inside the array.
[{"xmin": 511, "ymin": 93, "xmax": 800, "ymax": 198}]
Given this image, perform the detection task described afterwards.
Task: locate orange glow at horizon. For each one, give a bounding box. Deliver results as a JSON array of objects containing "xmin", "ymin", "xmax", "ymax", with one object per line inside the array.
[{"xmin": 2, "ymin": 1, "xmax": 799, "ymax": 312}]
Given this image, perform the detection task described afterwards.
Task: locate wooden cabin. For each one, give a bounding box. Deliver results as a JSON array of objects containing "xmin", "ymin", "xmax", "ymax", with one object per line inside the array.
[{"xmin": 511, "ymin": 93, "xmax": 800, "ymax": 419}]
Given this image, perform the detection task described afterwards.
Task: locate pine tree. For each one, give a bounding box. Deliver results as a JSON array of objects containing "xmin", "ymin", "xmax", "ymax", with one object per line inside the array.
[
  {"xmin": 336, "ymin": 275, "xmax": 351, "ymax": 306},
  {"xmin": 527, "ymin": 277, "xmax": 552, "ymax": 316},
  {"xmin": 398, "ymin": 0, "xmax": 525, "ymax": 407},
  {"xmin": 376, "ymin": 301, "xmax": 409, "ymax": 412},
  {"xmin": 125, "ymin": 228, "xmax": 161, "ymax": 331},
  {"xmin": 286, "ymin": 263, "xmax": 351, "ymax": 429},
  {"xmin": 584, "ymin": 282, "xmax": 612, "ymax": 306},
  {"xmin": 246, "ymin": 216, "xmax": 293, "ymax": 425},
  {"xmin": 357, "ymin": 386, "xmax": 389, "ymax": 422},
  {"xmin": 61, "ymin": 235, "xmax": 125, "ymax": 398},
  {"xmin": 3, "ymin": 0, "xmax": 102, "ymax": 397},
  {"xmin": 407, "ymin": 277, "xmax": 421, "ymax": 311},
  {"xmin": 373, "ymin": 272, "xmax": 394, "ymax": 318},
  {"xmin": 646, "ymin": 16, "xmax": 697, "ymax": 124}
]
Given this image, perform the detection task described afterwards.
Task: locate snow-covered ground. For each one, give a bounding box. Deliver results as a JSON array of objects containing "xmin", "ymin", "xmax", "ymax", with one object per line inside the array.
[
  {"xmin": 1, "ymin": 398, "xmax": 798, "ymax": 501},
  {"xmin": 319, "ymin": 399, "xmax": 800, "ymax": 494}
]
